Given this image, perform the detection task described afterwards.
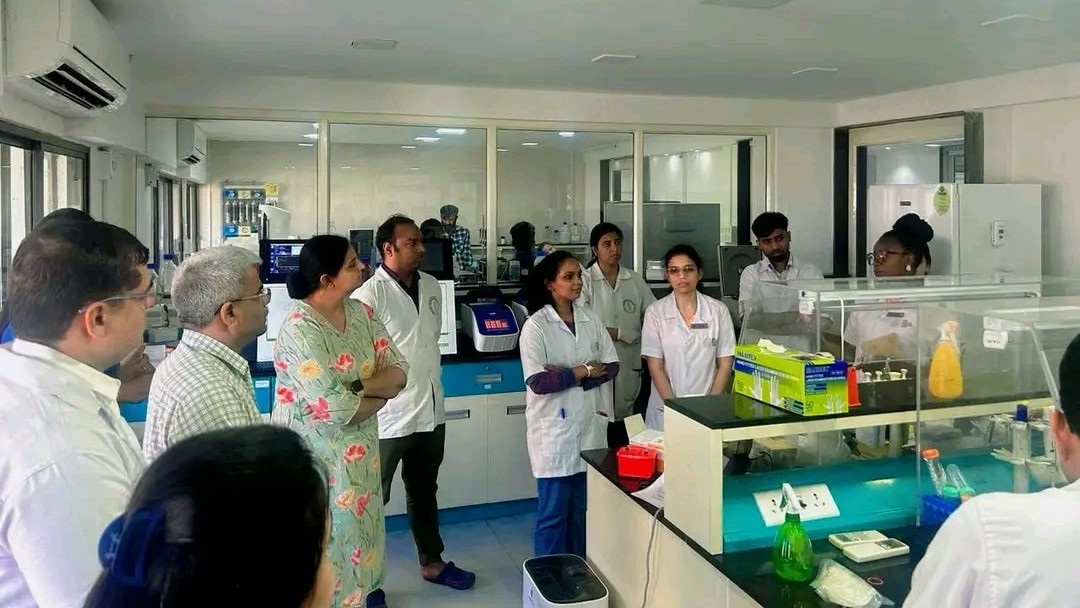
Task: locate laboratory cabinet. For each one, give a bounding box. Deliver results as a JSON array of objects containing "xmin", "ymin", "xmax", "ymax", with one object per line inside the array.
[
  {"xmin": 487, "ymin": 391, "xmax": 537, "ymax": 503},
  {"xmin": 383, "ymin": 391, "xmax": 536, "ymax": 516}
]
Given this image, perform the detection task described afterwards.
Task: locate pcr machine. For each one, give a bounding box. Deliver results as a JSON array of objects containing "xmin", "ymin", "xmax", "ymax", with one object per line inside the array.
[{"xmin": 459, "ymin": 287, "xmax": 528, "ymax": 353}]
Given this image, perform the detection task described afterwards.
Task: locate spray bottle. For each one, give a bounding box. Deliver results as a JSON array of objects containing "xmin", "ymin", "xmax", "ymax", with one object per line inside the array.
[
  {"xmin": 772, "ymin": 483, "xmax": 815, "ymax": 582},
  {"xmin": 928, "ymin": 321, "xmax": 964, "ymax": 399}
]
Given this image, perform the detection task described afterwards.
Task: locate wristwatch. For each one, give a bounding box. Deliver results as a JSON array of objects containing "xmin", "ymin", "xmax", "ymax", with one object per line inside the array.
[
  {"xmin": 583, "ymin": 363, "xmax": 595, "ymax": 377},
  {"xmin": 349, "ymin": 378, "xmax": 365, "ymax": 394}
]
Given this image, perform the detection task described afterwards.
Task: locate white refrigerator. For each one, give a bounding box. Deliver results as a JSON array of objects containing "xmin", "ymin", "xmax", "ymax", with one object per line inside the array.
[{"xmin": 866, "ymin": 183, "xmax": 1042, "ymax": 276}]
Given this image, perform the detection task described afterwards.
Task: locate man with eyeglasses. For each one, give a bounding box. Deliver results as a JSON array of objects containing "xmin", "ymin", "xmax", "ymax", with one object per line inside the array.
[
  {"xmin": 143, "ymin": 245, "xmax": 269, "ymax": 462},
  {"xmin": 0, "ymin": 219, "xmax": 153, "ymax": 608},
  {"xmin": 738, "ymin": 212, "xmax": 824, "ymax": 319}
]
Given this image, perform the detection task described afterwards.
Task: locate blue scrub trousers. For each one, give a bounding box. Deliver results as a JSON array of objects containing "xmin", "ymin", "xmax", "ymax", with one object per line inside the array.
[{"xmin": 534, "ymin": 473, "xmax": 587, "ymax": 558}]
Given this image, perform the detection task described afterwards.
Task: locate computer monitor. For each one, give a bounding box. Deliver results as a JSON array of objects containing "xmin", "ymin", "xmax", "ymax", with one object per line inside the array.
[
  {"xmin": 350, "ymin": 229, "xmax": 375, "ymax": 267},
  {"xmin": 255, "ymin": 283, "xmax": 295, "ymax": 363},
  {"xmin": 260, "ymin": 239, "xmax": 307, "ymax": 284},
  {"xmin": 421, "ymin": 237, "xmax": 454, "ymax": 281}
]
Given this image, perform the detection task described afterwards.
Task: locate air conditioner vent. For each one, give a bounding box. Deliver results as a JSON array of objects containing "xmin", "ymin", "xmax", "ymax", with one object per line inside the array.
[{"xmin": 31, "ymin": 61, "xmax": 117, "ymax": 111}]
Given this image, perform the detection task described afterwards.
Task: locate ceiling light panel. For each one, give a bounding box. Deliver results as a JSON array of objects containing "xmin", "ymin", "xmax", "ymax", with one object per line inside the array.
[
  {"xmin": 436, "ymin": 128, "xmax": 467, "ymax": 135},
  {"xmin": 415, "ymin": 137, "xmax": 440, "ymax": 143},
  {"xmin": 591, "ymin": 54, "xmax": 638, "ymax": 64},
  {"xmin": 700, "ymin": 0, "xmax": 795, "ymax": 9},
  {"xmin": 350, "ymin": 39, "xmax": 398, "ymax": 50}
]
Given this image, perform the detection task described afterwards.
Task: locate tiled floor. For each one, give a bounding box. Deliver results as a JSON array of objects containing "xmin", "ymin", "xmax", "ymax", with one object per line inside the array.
[{"xmin": 381, "ymin": 512, "xmax": 534, "ymax": 607}]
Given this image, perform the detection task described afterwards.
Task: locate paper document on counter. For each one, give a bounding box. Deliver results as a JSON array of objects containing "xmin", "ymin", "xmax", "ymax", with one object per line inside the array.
[{"xmin": 631, "ymin": 473, "xmax": 665, "ymax": 509}]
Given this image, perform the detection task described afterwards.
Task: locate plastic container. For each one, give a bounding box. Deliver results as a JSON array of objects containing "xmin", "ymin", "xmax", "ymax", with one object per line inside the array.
[
  {"xmin": 846, "ymin": 365, "xmax": 861, "ymax": 407},
  {"xmin": 773, "ymin": 483, "xmax": 815, "ymax": 582},
  {"xmin": 922, "ymin": 448, "xmax": 948, "ymax": 496},
  {"xmin": 928, "ymin": 322, "xmax": 964, "ymax": 399},
  {"xmin": 616, "ymin": 445, "xmax": 657, "ymax": 479},
  {"xmin": 921, "ymin": 493, "xmax": 961, "ymax": 526},
  {"xmin": 945, "ymin": 464, "xmax": 976, "ymax": 502}
]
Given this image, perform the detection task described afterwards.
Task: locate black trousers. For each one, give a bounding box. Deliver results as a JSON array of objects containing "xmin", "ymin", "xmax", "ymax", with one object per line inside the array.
[{"xmin": 379, "ymin": 424, "xmax": 446, "ymax": 567}]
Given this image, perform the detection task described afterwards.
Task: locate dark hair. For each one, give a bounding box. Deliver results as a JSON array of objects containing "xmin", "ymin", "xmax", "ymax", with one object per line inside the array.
[
  {"xmin": 40, "ymin": 207, "xmax": 94, "ymax": 225},
  {"xmin": 524, "ymin": 250, "xmax": 578, "ymax": 314},
  {"xmin": 587, "ymin": 222, "xmax": 623, "ymax": 268},
  {"xmin": 420, "ymin": 218, "xmax": 443, "ymax": 239},
  {"xmin": 1059, "ymin": 333, "xmax": 1080, "ymax": 434},
  {"xmin": 83, "ymin": 425, "xmax": 329, "ymax": 608},
  {"xmin": 510, "ymin": 221, "xmax": 535, "ymax": 253},
  {"xmin": 880, "ymin": 213, "xmax": 934, "ymax": 271},
  {"xmin": 663, "ymin": 243, "xmax": 704, "ymax": 270},
  {"xmin": 375, "ymin": 214, "xmax": 418, "ymax": 258},
  {"xmin": 286, "ymin": 234, "xmax": 351, "ymax": 300},
  {"xmin": 10, "ymin": 220, "xmax": 149, "ymax": 343},
  {"xmin": 751, "ymin": 212, "xmax": 789, "ymax": 239}
]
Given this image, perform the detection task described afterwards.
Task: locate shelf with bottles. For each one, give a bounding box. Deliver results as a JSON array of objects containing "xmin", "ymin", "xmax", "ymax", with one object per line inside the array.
[{"xmin": 470, "ymin": 242, "xmax": 590, "ymax": 250}]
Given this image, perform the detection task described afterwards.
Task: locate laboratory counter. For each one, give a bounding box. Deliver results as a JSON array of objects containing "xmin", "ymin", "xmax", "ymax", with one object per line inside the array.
[{"xmin": 581, "ymin": 448, "xmax": 936, "ymax": 607}]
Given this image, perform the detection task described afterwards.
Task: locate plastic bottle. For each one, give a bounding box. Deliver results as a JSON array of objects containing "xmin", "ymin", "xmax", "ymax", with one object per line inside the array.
[
  {"xmin": 160, "ymin": 255, "xmax": 178, "ymax": 295},
  {"xmin": 561, "ymin": 221, "xmax": 570, "ymax": 244},
  {"xmin": 570, "ymin": 222, "xmax": 581, "ymax": 243},
  {"xmin": 945, "ymin": 464, "xmax": 976, "ymax": 502},
  {"xmin": 552, "ymin": 228, "xmax": 561, "ymax": 245},
  {"xmin": 922, "ymin": 448, "xmax": 948, "ymax": 496},
  {"xmin": 544, "ymin": 225, "xmax": 552, "ymax": 241},
  {"xmin": 928, "ymin": 321, "xmax": 964, "ymax": 399},
  {"xmin": 147, "ymin": 263, "xmax": 161, "ymax": 294},
  {"xmin": 772, "ymin": 483, "xmax": 815, "ymax": 582}
]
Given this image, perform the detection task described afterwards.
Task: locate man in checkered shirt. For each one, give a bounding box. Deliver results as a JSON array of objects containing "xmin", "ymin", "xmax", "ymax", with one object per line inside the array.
[
  {"xmin": 143, "ymin": 246, "xmax": 269, "ymax": 461},
  {"xmin": 440, "ymin": 204, "xmax": 477, "ymax": 273}
]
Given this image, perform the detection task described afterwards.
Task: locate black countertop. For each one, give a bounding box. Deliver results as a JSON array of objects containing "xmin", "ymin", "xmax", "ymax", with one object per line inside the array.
[
  {"xmin": 581, "ymin": 448, "xmax": 937, "ymax": 607},
  {"xmin": 666, "ymin": 389, "xmax": 1048, "ymax": 431}
]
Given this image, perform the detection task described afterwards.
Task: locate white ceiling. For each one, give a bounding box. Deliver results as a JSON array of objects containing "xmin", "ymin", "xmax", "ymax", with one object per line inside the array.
[{"xmin": 98, "ymin": 0, "xmax": 1080, "ymax": 100}]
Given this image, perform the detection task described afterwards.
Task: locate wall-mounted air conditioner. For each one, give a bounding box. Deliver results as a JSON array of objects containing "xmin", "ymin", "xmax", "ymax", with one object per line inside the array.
[
  {"xmin": 4, "ymin": 0, "xmax": 130, "ymax": 117},
  {"xmin": 176, "ymin": 120, "xmax": 206, "ymax": 165}
]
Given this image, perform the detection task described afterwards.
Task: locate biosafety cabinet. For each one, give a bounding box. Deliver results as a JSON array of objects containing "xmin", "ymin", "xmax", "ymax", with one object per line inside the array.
[
  {"xmin": 663, "ymin": 275, "xmax": 1080, "ymax": 556},
  {"xmin": 912, "ymin": 297, "xmax": 1080, "ymax": 518}
]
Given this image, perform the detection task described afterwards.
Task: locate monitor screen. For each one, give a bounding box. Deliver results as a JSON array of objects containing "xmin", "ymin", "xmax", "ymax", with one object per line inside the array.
[
  {"xmin": 255, "ymin": 283, "xmax": 295, "ymax": 362},
  {"xmin": 260, "ymin": 239, "xmax": 307, "ymax": 284},
  {"xmin": 421, "ymin": 237, "xmax": 454, "ymax": 280}
]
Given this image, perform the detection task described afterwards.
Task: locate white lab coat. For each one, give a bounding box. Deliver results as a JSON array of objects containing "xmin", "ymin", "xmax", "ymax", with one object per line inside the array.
[
  {"xmin": 356, "ymin": 267, "xmax": 445, "ymax": 438},
  {"xmin": 0, "ymin": 340, "xmax": 144, "ymax": 608},
  {"xmin": 580, "ymin": 264, "xmax": 656, "ymax": 420},
  {"xmin": 738, "ymin": 254, "xmax": 823, "ymax": 318},
  {"xmin": 640, "ymin": 292, "xmax": 736, "ymax": 430},
  {"xmin": 844, "ymin": 310, "xmax": 919, "ymax": 361},
  {"xmin": 519, "ymin": 303, "xmax": 619, "ymax": 478},
  {"xmin": 905, "ymin": 479, "xmax": 1080, "ymax": 608}
]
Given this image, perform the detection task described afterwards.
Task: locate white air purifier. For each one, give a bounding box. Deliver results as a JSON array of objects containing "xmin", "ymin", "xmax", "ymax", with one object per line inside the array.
[{"xmin": 522, "ymin": 554, "xmax": 608, "ymax": 608}]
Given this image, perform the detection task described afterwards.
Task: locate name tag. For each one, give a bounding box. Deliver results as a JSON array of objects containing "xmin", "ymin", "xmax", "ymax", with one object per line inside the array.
[
  {"xmin": 690, "ymin": 322, "xmax": 709, "ymax": 330},
  {"xmin": 885, "ymin": 311, "xmax": 906, "ymax": 318}
]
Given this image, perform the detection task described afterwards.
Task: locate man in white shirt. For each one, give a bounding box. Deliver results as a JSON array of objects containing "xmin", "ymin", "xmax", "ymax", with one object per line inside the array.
[
  {"xmin": 905, "ymin": 332, "xmax": 1080, "ymax": 608},
  {"xmin": 143, "ymin": 246, "xmax": 268, "ymax": 461},
  {"xmin": 738, "ymin": 212, "xmax": 823, "ymax": 319},
  {"xmin": 0, "ymin": 219, "xmax": 151, "ymax": 608},
  {"xmin": 357, "ymin": 216, "xmax": 475, "ymax": 605}
]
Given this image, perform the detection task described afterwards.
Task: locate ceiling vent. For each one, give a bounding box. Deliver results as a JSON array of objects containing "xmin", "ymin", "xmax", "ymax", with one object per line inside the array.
[
  {"xmin": 4, "ymin": 0, "xmax": 129, "ymax": 116},
  {"xmin": 700, "ymin": 0, "xmax": 796, "ymax": 9}
]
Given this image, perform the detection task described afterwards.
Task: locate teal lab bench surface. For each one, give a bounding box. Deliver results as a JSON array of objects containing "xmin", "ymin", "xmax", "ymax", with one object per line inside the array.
[{"xmin": 118, "ymin": 357, "xmax": 527, "ymax": 424}]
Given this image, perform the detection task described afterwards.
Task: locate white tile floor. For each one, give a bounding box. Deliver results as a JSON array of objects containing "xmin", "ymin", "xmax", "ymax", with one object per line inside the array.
[{"xmin": 381, "ymin": 512, "xmax": 535, "ymax": 607}]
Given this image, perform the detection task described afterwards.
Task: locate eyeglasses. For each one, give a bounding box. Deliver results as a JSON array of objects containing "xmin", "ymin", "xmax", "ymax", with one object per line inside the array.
[
  {"xmin": 865, "ymin": 251, "xmax": 905, "ymax": 266},
  {"xmin": 666, "ymin": 265, "xmax": 699, "ymax": 277},
  {"xmin": 224, "ymin": 286, "xmax": 272, "ymax": 308},
  {"xmin": 77, "ymin": 289, "xmax": 160, "ymax": 313}
]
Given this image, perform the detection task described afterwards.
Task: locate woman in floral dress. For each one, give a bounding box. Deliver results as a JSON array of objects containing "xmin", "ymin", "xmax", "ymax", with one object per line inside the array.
[{"xmin": 272, "ymin": 235, "xmax": 408, "ymax": 608}]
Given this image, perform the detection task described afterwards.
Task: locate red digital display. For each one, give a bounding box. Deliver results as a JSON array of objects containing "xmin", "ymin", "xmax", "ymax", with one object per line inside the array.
[{"xmin": 484, "ymin": 319, "xmax": 510, "ymax": 331}]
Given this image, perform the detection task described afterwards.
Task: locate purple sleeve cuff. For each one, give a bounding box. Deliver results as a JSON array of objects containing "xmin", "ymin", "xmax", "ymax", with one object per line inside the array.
[
  {"xmin": 526, "ymin": 367, "xmax": 578, "ymax": 395},
  {"xmin": 581, "ymin": 362, "xmax": 620, "ymax": 391}
]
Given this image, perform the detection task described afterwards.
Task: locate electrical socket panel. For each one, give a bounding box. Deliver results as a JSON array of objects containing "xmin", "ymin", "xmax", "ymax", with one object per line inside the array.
[{"xmin": 753, "ymin": 483, "xmax": 840, "ymax": 527}]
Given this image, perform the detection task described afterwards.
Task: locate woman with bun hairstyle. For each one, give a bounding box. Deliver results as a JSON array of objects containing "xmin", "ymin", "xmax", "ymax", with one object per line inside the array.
[
  {"xmin": 271, "ymin": 234, "xmax": 408, "ymax": 608},
  {"xmin": 84, "ymin": 425, "xmax": 336, "ymax": 608},
  {"xmin": 845, "ymin": 213, "xmax": 935, "ymax": 361}
]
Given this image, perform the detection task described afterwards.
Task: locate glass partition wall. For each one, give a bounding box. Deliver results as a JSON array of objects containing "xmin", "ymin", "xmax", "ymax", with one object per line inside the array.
[{"xmin": 155, "ymin": 117, "xmax": 768, "ymax": 288}]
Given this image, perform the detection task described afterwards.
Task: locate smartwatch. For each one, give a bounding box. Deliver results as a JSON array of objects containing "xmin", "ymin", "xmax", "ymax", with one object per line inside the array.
[{"xmin": 349, "ymin": 378, "xmax": 365, "ymax": 394}]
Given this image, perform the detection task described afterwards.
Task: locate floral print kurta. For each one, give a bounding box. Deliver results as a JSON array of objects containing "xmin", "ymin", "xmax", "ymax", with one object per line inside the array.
[{"xmin": 271, "ymin": 298, "xmax": 408, "ymax": 608}]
